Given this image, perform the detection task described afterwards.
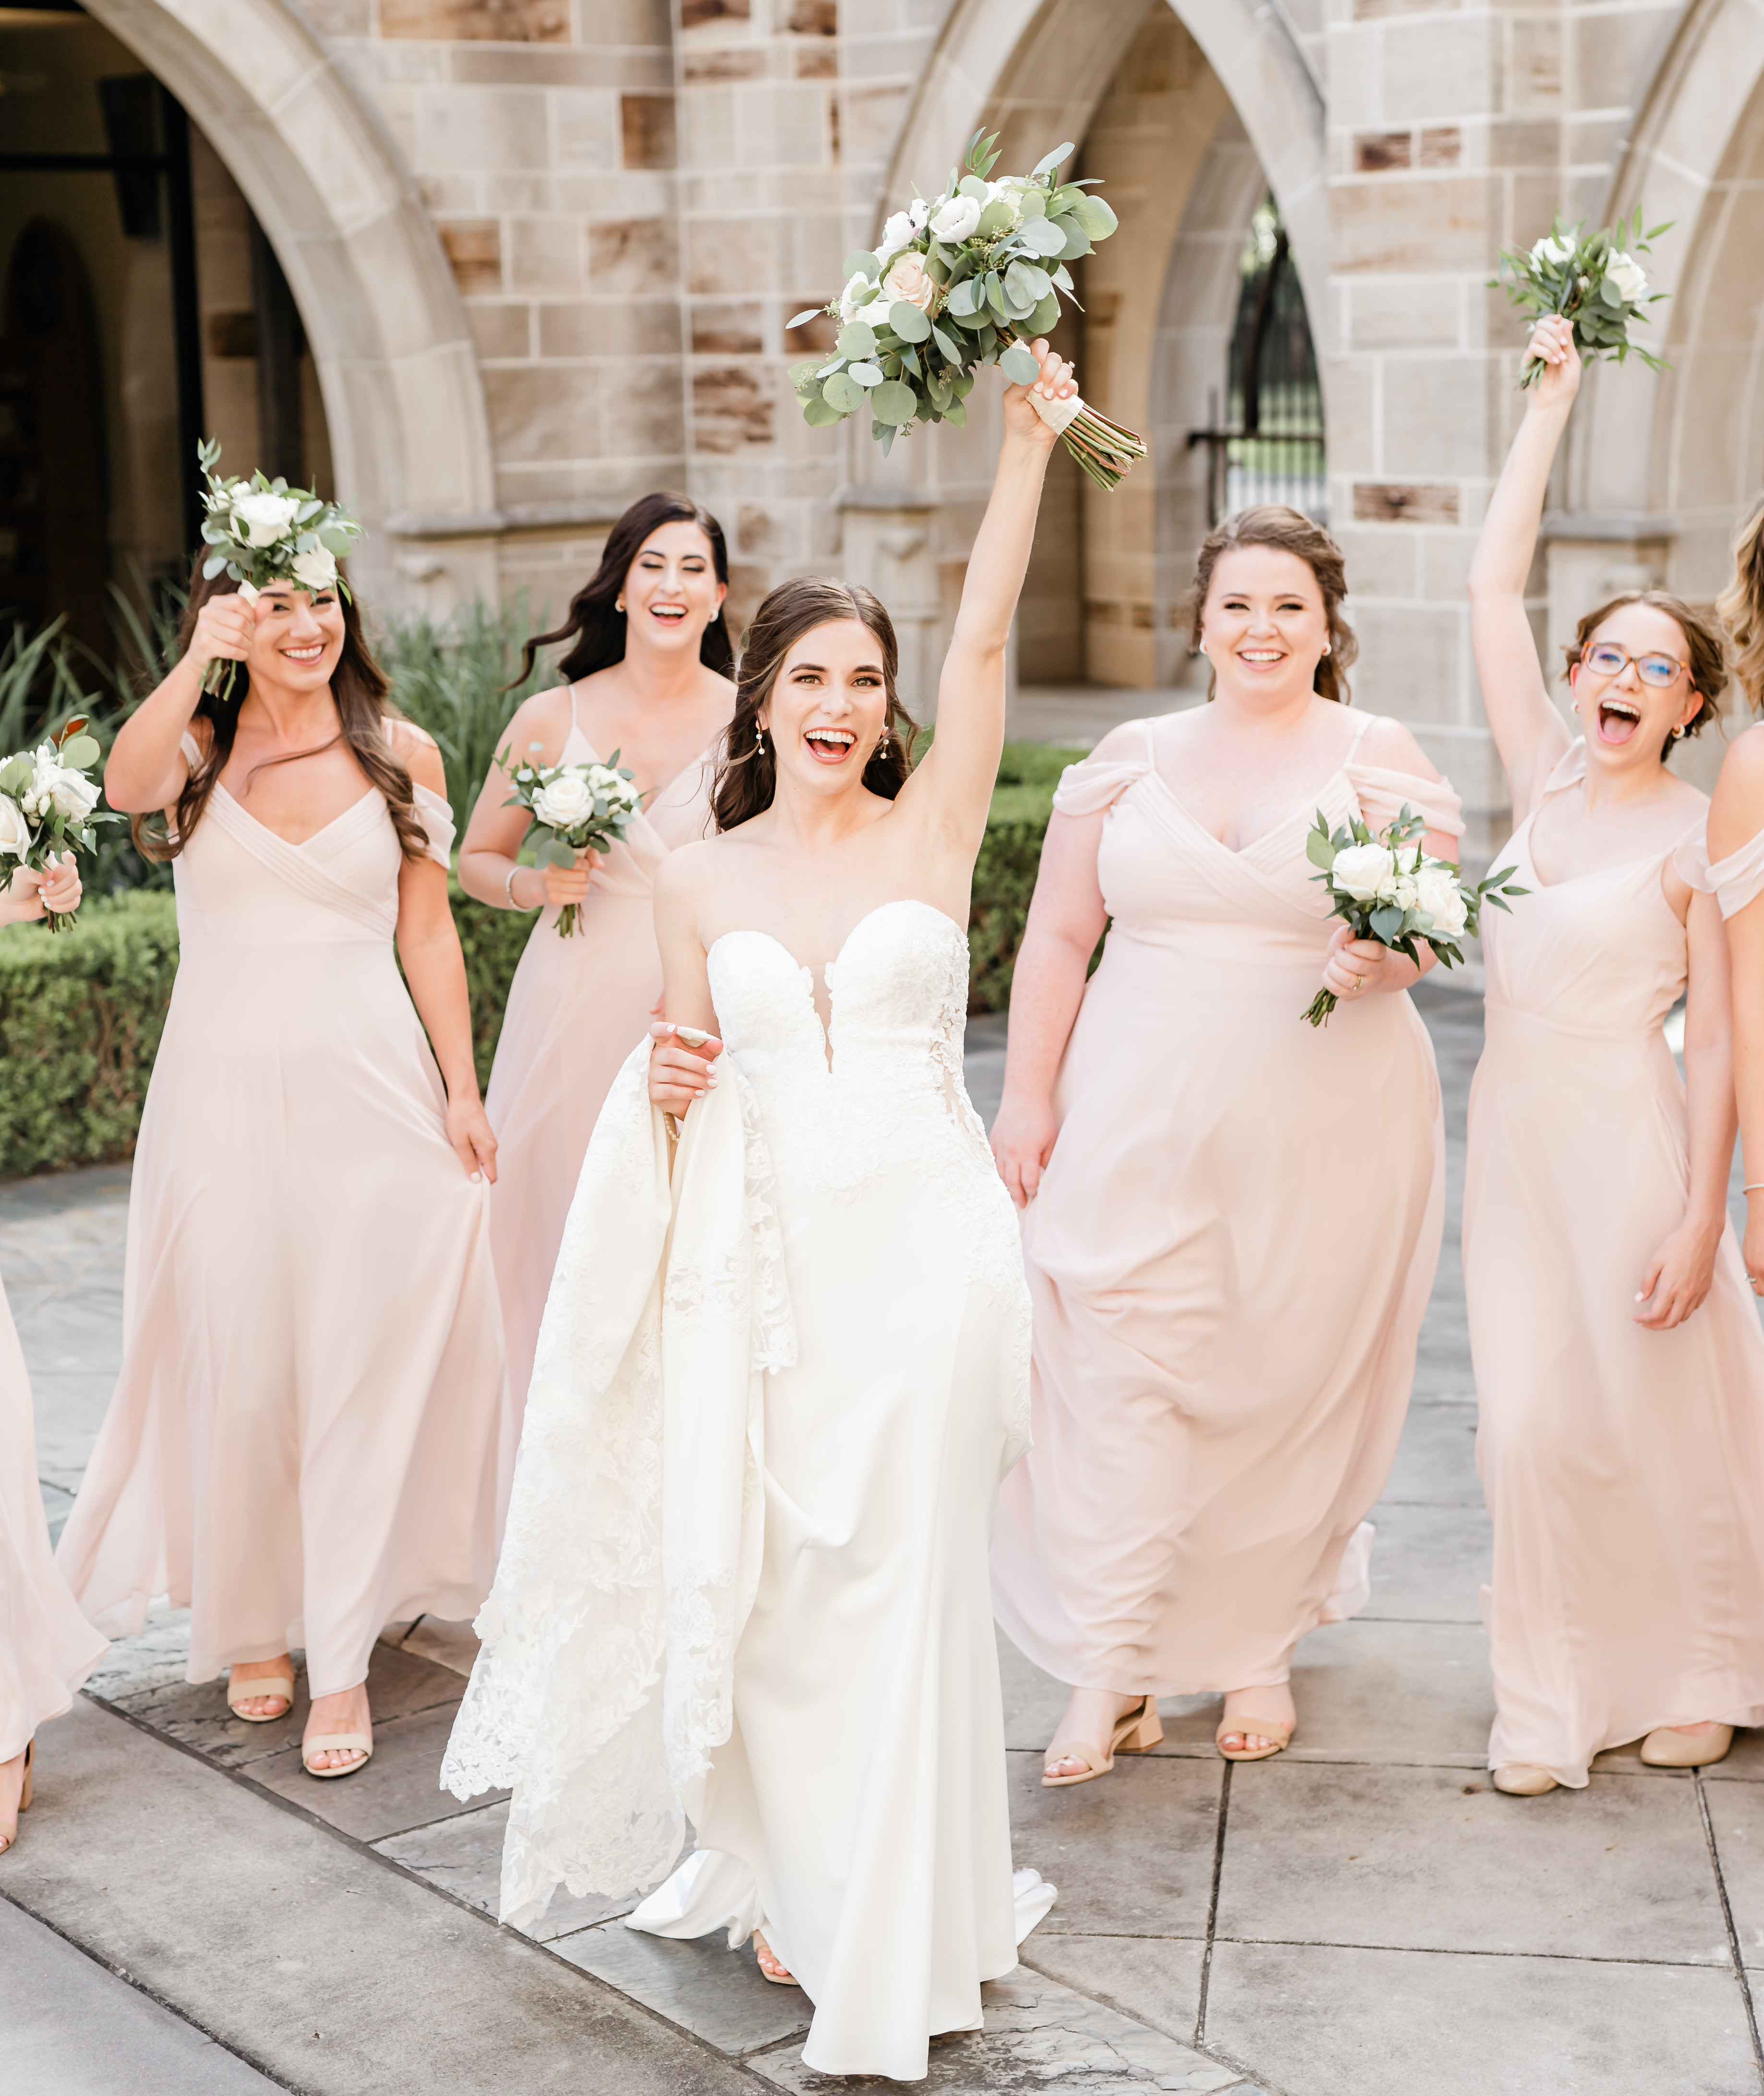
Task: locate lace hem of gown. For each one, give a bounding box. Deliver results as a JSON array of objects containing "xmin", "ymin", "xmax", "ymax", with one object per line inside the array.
[{"xmin": 439, "ymin": 1040, "xmax": 795, "ymax": 1929}]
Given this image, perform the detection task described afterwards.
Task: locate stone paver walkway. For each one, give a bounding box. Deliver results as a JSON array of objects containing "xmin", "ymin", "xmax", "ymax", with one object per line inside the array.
[{"xmin": 4, "ymin": 988, "xmax": 1764, "ymax": 2094}]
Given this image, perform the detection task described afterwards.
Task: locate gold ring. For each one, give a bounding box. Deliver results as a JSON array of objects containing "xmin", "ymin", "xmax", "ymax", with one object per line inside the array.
[{"xmin": 1354, "ymin": 973, "xmax": 1366, "ymax": 991}]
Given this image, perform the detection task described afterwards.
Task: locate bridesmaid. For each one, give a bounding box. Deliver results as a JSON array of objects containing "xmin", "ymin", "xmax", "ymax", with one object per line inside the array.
[
  {"xmin": 458, "ymin": 494, "xmax": 735, "ymax": 1437},
  {"xmin": 1467, "ymin": 315, "xmax": 1764, "ymax": 1795},
  {"xmin": 1, "ymin": 856, "xmax": 108, "ymax": 1854},
  {"xmin": 989, "ymin": 505, "xmax": 1461, "ymax": 1772},
  {"xmin": 58, "ymin": 561, "xmax": 507, "ymax": 1780}
]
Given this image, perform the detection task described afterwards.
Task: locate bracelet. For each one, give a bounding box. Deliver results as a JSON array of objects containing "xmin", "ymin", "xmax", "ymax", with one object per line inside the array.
[
  {"xmin": 1745, "ymin": 1184, "xmax": 1764, "ymax": 1195},
  {"xmin": 505, "ymin": 865, "xmax": 541, "ymax": 912}
]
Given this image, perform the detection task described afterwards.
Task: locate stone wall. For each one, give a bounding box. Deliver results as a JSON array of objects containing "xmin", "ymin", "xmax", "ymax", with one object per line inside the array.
[{"xmin": 94, "ymin": 0, "xmax": 1764, "ymax": 818}]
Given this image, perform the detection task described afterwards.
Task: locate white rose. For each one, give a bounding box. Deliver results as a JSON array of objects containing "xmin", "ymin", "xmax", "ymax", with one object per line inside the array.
[
  {"xmin": 1414, "ymin": 863, "xmax": 1468, "ymax": 937},
  {"xmin": 230, "ymin": 489, "xmax": 302, "ymax": 548},
  {"xmin": 928, "ymin": 193, "xmax": 981, "ymax": 243},
  {"xmin": 881, "ymin": 250, "xmax": 938, "ymax": 315},
  {"xmin": 837, "ymin": 270, "xmax": 874, "ymax": 324},
  {"xmin": 45, "ymin": 764, "xmax": 100, "ymax": 822},
  {"xmin": 0, "ymin": 794, "xmax": 28, "ymax": 857},
  {"xmin": 1530, "ymin": 234, "xmax": 1574, "ymax": 268},
  {"xmin": 1331, "ymin": 843, "xmax": 1397, "ymax": 904},
  {"xmin": 1391, "ymin": 874, "xmax": 1419, "ymax": 912},
  {"xmin": 290, "ymin": 545, "xmax": 337, "ymax": 591},
  {"xmin": 876, "ymin": 211, "xmax": 918, "ymax": 263},
  {"xmin": 531, "ymin": 772, "xmax": 595, "ymax": 830},
  {"xmin": 22, "ymin": 748, "xmax": 59, "ymax": 820},
  {"xmin": 1606, "ymin": 250, "xmax": 1648, "ymax": 303}
]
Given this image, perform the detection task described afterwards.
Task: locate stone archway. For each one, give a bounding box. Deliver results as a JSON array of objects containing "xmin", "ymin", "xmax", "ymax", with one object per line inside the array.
[
  {"xmin": 1567, "ymin": 0, "xmax": 1764, "ymax": 589},
  {"xmin": 77, "ymin": 0, "xmax": 496, "ymax": 588}
]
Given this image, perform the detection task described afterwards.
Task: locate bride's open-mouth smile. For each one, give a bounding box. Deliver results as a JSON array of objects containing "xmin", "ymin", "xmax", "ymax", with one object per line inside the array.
[
  {"xmin": 803, "ymin": 726, "xmax": 858, "ymax": 765},
  {"xmin": 282, "ymin": 642, "xmax": 327, "ymax": 666},
  {"xmin": 642, "ymin": 599, "xmax": 689, "ymax": 631}
]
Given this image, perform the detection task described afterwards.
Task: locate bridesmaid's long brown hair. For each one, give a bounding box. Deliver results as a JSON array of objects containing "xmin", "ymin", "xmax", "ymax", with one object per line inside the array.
[
  {"xmin": 711, "ymin": 577, "xmax": 918, "ymax": 833},
  {"xmin": 1187, "ymin": 505, "xmax": 1357, "ymax": 704},
  {"xmin": 133, "ymin": 562, "xmax": 428, "ymax": 866}
]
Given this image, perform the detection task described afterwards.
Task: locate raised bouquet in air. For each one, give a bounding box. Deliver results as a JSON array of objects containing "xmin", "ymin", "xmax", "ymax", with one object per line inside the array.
[
  {"xmin": 1492, "ymin": 209, "xmax": 1671, "ymax": 389},
  {"xmin": 0, "ymin": 718, "xmax": 120, "ymax": 933},
  {"xmin": 195, "ymin": 438, "xmax": 365, "ymax": 699},
  {"xmin": 1302, "ymin": 806, "xmax": 1525, "ymax": 1027},
  {"xmin": 498, "ymin": 746, "xmax": 643, "ymax": 938},
  {"xmin": 787, "ymin": 131, "xmax": 1147, "ymax": 490}
]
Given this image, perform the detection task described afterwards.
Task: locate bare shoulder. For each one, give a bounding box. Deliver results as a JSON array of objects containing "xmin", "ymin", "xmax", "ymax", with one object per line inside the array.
[
  {"xmin": 1717, "ymin": 720, "xmax": 1764, "ymax": 794},
  {"xmin": 501, "ymin": 682, "xmax": 576, "ymax": 757},
  {"xmin": 1084, "ymin": 716, "xmax": 1163, "ymax": 764},
  {"xmin": 387, "ymin": 715, "xmax": 446, "ymax": 793},
  {"xmin": 1351, "ymin": 712, "xmax": 1443, "ymax": 781},
  {"xmin": 654, "ymin": 834, "xmax": 722, "ymax": 910}
]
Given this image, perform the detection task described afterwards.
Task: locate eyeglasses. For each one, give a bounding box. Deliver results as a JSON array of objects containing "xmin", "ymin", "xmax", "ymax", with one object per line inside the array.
[{"xmin": 1579, "ymin": 643, "xmax": 1687, "ymax": 689}]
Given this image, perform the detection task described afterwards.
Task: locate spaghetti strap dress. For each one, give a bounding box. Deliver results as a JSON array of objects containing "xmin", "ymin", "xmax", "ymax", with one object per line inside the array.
[
  {"xmin": 1, "ymin": 1277, "xmax": 106, "ymax": 1762},
  {"xmin": 1466, "ymin": 741, "xmax": 1764, "ymax": 1784},
  {"xmin": 55, "ymin": 731, "xmax": 509, "ymax": 1699},
  {"xmin": 484, "ymin": 687, "xmax": 715, "ymax": 1436},
  {"xmin": 991, "ymin": 712, "xmax": 1462, "ymax": 1696}
]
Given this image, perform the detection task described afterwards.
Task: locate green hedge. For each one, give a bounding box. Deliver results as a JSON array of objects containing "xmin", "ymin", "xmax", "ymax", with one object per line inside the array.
[{"xmin": 0, "ymin": 747, "xmax": 1083, "ymax": 1178}]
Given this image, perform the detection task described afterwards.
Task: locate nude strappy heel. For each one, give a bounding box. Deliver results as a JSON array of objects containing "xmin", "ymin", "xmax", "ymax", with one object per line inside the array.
[
  {"xmin": 227, "ymin": 1665, "xmax": 296, "ymax": 1722},
  {"xmin": 302, "ymin": 1733, "xmax": 372, "ymax": 1779},
  {"xmin": 1042, "ymin": 1694, "xmax": 1164, "ymax": 1787},
  {"xmin": 1216, "ymin": 1712, "xmax": 1295, "ymax": 1763},
  {"xmin": 0, "ymin": 1740, "xmax": 33, "ymax": 1855},
  {"xmin": 751, "ymin": 1931, "xmax": 799, "ymax": 1986}
]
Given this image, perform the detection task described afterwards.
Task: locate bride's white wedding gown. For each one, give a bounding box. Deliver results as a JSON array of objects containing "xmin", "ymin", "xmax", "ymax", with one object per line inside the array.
[{"xmin": 443, "ymin": 898, "xmax": 1052, "ymax": 2081}]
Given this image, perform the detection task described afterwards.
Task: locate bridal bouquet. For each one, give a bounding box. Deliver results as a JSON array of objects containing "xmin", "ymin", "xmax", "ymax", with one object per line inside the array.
[
  {"xmin": 195, "ymin": 438, "xmax": 365, "ymax": 700},
  {"xmin": 498, "ymin": 745, "xmax": 643, "ymax": 938},
  {"xmin": 0, "ymin": 718, "xmax": 119, "ymax": 932},
  {"xmin": 1492, "ymin": 209, "xmax": 1671, "ymax": 389},
  {"xmin": 1302, "ymin": 806, "xmax": 1525, "ymax": 1026},
  {"xmin": 787, "ymin": 131, "xmax": 1147, "ymax": 489}
]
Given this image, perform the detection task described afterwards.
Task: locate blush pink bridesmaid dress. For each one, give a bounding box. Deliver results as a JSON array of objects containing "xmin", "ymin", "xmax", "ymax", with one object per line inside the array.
[
  {"xmin": 484, "ymin": 688, "xmax": 715, "ymax": 1434},
  {"xmin": 1466, "ymin": 742, "xmax": 1764, "ymax": 1786},
  {"xmin": 991, "ymin": 712, "xmax": 1462, "ymax": 1701},
  {"xmin": 55, "ymin": 737, "xmax": 508, "ymax": 1701},
  {"xmin": 2, "ymin": 1280, "xmax": 106, "ymax": 1764}
]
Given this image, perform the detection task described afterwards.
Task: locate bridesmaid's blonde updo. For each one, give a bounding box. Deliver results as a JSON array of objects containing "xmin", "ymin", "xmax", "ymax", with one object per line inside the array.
[
  {"xmin": 1188, "ymin": 505, "xmax": 1357, "ymax": 705},
  {"xmin": 712, "ymin": 577, "xmax": 919, "ymax": 832}
]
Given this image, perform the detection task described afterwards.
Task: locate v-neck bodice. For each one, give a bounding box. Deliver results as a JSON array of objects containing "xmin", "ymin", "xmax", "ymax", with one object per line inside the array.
[
  {"xmin": 558, "ymin": 692, "xmax": 718, "ymax": 904},
  {"xmin": 1051, "ymin": 715, "xmax": 1465, "ymax": 984}
]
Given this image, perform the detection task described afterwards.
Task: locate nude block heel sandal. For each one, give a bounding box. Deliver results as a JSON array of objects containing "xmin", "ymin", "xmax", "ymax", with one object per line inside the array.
[
  {"xmin": 301, "ymin": 1734, "xmax": 373, "ymax": 1779},
  {"xmin": 1216, "ymin": 1713, "xmax": 1295, "ymax": 1763},
  {"xmin": 227, "ymin": 1669, "xmax": 296, "ymax": 1723},
  {"xmin": 0, "ymin": 1740, "xmax": 33, "ymax": 1855},
  {"xmin": 1043, "ymin": 1694, "xmax": 1164, "ymax": 1788}
]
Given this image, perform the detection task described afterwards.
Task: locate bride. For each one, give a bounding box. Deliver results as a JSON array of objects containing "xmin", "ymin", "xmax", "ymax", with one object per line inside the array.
[{"xmin": 443, "ymin": 341, "xmax": 1074, "ymax": 2080}]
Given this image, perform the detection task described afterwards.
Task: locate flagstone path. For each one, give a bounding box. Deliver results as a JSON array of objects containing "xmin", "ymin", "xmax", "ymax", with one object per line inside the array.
[{"xmin": 4, "ymin": 984, "xmax": 1763, "ymax": 2095}]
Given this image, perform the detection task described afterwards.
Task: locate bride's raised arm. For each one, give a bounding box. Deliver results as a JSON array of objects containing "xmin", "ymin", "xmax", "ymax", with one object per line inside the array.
[{"xmin": 900, "ymin": 340, "xmax": 1077, "ymax": 856}]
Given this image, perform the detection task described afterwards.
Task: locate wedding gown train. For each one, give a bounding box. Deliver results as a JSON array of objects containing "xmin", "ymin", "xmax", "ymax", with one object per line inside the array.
[{"xmin": 443, "ymin": 899, "xmax": 1051, "ymax": 2081}]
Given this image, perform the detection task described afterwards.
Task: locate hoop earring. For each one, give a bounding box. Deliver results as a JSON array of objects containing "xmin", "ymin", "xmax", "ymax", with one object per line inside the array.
[
  {"xmin": 615, "ymin": 597, "xmax": 626, "ymax": 614},
  {"xmin": 1322, "ymin": 640, "xmax": 1331, "ymax": 656},
  {"xmin": 1672, "ymin": 723, "xmax": 1687, "ymax": 740}
]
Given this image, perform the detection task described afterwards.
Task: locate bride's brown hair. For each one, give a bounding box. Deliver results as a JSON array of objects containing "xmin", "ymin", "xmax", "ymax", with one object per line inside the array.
[
  {"xmin": 132, "ymin": 560, "xmax": 429, "ymax": 866},
  {"xmin": 1187, "ymin": 505, "xmax": 1358, "ymax": 704},
  {"xmin": 712, "ymin": 578, "xmax": 919, "ymax": 833}
]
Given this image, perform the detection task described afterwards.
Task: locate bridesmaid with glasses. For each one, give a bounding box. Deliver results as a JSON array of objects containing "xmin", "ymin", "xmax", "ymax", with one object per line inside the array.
[
  {"xmin": 458, "ymin": 494, "xmax": 736, "ymax": 1451},
  {"xmin": 1465, "ymin": 314, "xmax": 1764, "ymax": 1796}
]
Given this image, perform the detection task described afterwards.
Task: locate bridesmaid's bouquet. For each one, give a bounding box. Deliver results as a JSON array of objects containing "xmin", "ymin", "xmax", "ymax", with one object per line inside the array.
[
  {"xmin": 498, "ymin": 745, "xmax": 643, "ymax": 938},
  {"xmin": 787, "ymin": 131, "xmax": 1147, "ymax": 488},
  {"xmin": 0, "ymin": 718, "xmax": 119, "ymax": 932},
  {"xmin": 1492, "ymin": 210, "xmax": 1671, "ymax": 389},
  {"xmin": 1302, "ymin": 806, "xmax": 1524, "ymax": 1026},
  {"xmin": 195, "ymin": 438, "xmax": 365, "ymax": 700}
]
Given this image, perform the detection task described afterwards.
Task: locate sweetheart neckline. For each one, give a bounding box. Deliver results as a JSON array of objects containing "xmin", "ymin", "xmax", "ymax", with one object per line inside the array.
[{"xmin": 706, "ymin": 898, "xmax": 966, "ymax": 982}]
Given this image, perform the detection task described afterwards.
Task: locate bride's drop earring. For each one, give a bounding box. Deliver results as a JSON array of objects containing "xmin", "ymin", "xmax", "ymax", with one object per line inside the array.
[
  {"xmin": 754, "ymin": 723, "xmax": 766, "ymax": 757},
  {"xmin": 876, "ymin": 723, "xmax": 890, "ymax": 756}
]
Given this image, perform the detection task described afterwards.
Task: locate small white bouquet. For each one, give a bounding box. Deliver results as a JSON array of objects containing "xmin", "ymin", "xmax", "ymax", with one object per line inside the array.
[
  {"xmin": 498, "ymin": 744, "xmax": 644, "ymax": 938},
  {"xmin": 1492, "ymin": 210, "xmax": 1671, "ymax": 390},
  {"xmin": 788, "ymin": 131, "xmax": 1147, "ymax": 489},
  {"xmin": 195, "ymin": 438, "xmax": 365, "ymax": 699},
  {"xmin": 1302, "ymin": 805, "xmax": 1525, "ymax": 1027},
  {"xmin": 0, "ymin": 717, "xmax": 120, "ymax": 933}
]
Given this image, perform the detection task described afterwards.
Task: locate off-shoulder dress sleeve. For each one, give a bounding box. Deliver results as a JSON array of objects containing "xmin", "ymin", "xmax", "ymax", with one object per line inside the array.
[
  {"xmin": 1707, "ymin": 825, "xmax": 1764, "ymax": 918},
  {"xmin": 1050, "ymin": 723, "xmax": 1154, "ymax": 819},
  {"xmin": 1670, "ymin": 814, "xmax": 1714, "ymax": 896},
  {"xmin": 1344, "ymin": 761, "xmax": 1466, "ymax": 845},
  {"xmin": 413, "ymin": 782, "xmax": 456, "ymax": 869}
]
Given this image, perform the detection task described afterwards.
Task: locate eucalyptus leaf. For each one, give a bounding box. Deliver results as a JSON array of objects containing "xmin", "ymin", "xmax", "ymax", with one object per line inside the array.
[
  {"xmin": 802, "ymin": 394, "xmax": 844, "ymax": 427},
  {"xmin": 947, "ymin": 278, "xmax": 980, "ymax": 317},
  {"xmin": 1005, "ymin": 260, "xmax": 1051, "ymax": 307},
  {"xmin": 59, "ymin": 735, "xmax": 100, "ymax": 770},
  {"xmin": 1027, "ymin": 292, "xmax": 1061, "ymax": 337},
  {"xmin": 976, "ymin": 199, "xmax": 1015, "ymax": 238},
  {"xmin": 836, "ymin": 322, "xmax": 877, "ymax": 359},
  {"xmin": 317, "ymin": 527, "xmax": 354, "ymax": 557},
  {"xmin": 870, "ymin": 379, "xmax": 918, "ymax": 426},
  {"xmin": 1033, "ymin": 142, "xmax": 1076, "ymax": 179},
  {"xmin": 941, "ymin": 397, "xmax": 967, "ymax": 427},
  {"xmin": 1057, "ymin": 219, "xmax": 1093, "ymax": 261},
  {"xmin": 957, "ymin": 174, "xmax": 989, "ymax": 201},
  {"xmin": 822, "ymin": 371, "xmax": 863, "ymax": 413},
  {"xmin": 787, "ymin": 306, "xmax": 825, "ymax": 329},
  {"xmin": 203, "ymin": 554, "xmax": 228, "ymax": 578},
  {"xmin": 999, "ymin": 341, "xmax": 1041, "ymax": 384},
  {"xmin": 847, "ymin": 362, "xmax": 883, "ymax": 386},
  {"xmin": 890, "ymin": 299, "xmax": 931, "ymax": 342},
  {"xmin": 1017, "ymin": 215, "xmax": 1066, "ymax": 257},
  {"xmin": 1305, "ymin": 829, "xmax": 1338, "ymax": 870},
  {"xmin": 1370, "ymin": 906, "xmax": 1406, "ymax": 943},
  {"xmin": 931, "ymin": 324, "xmax": 962, "ymax": 361},
  {"xmin": 845, "ymin": 249, "xmax": 881, "ymax": 282}
]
